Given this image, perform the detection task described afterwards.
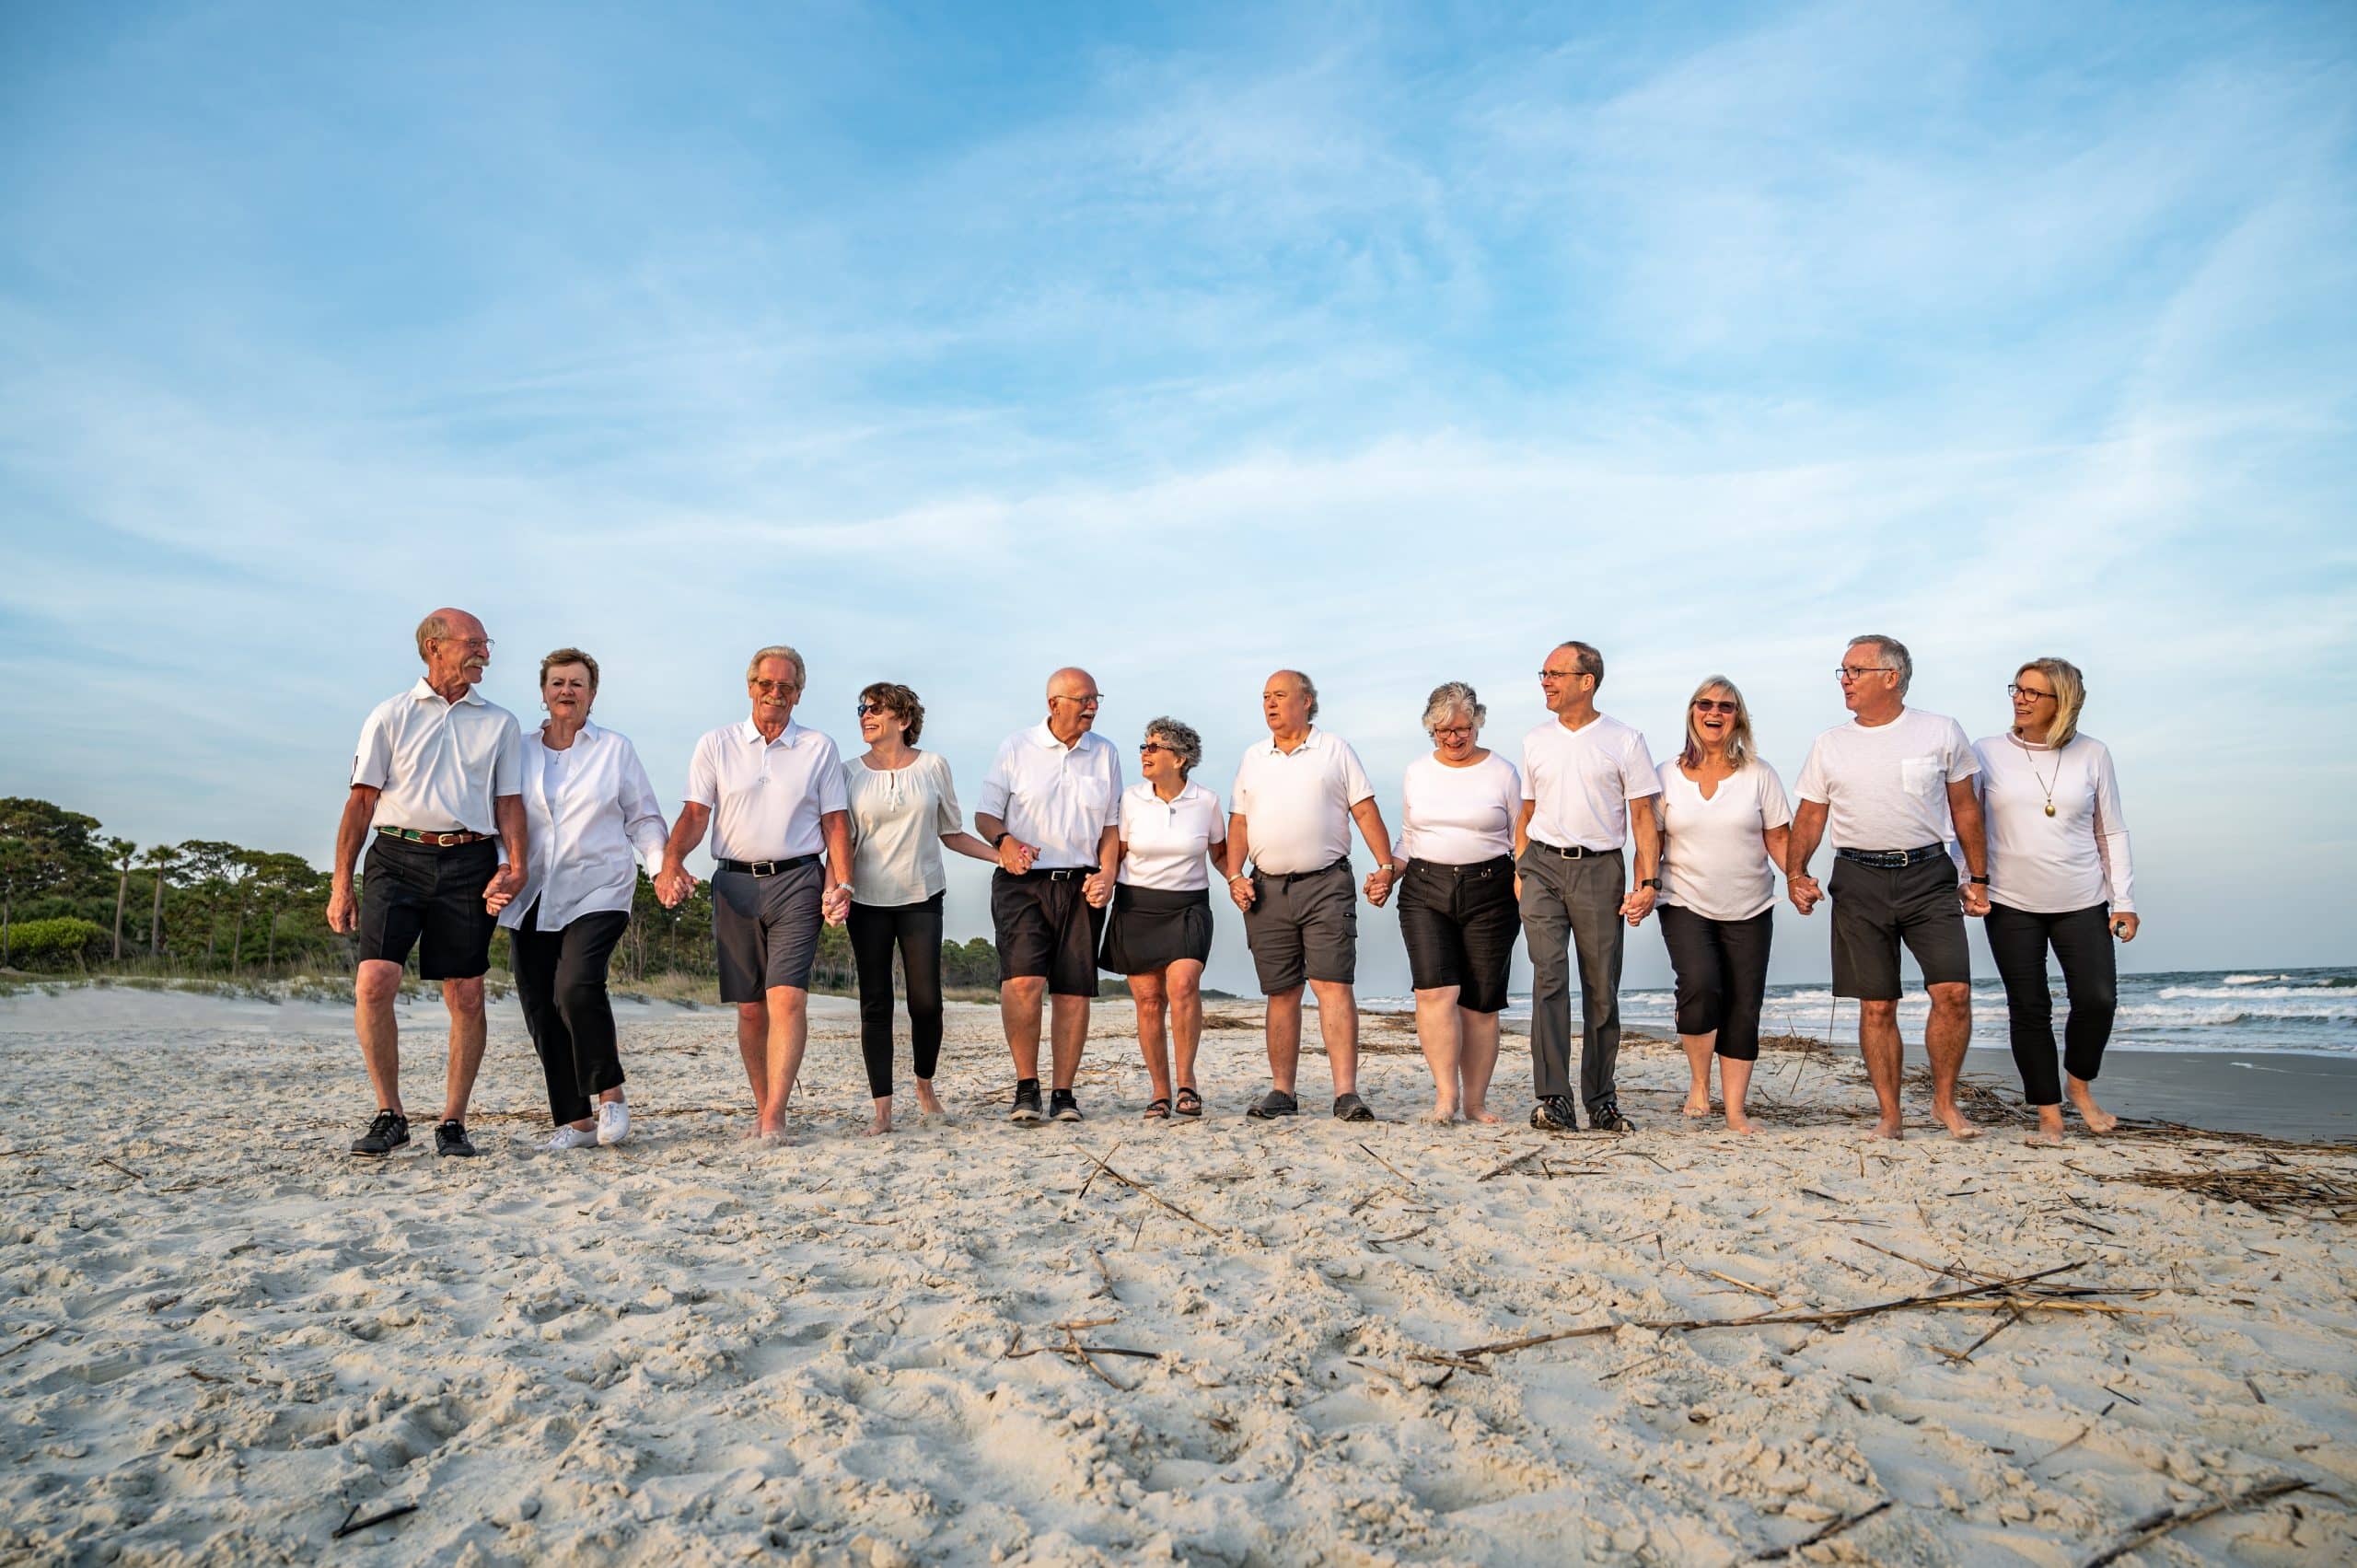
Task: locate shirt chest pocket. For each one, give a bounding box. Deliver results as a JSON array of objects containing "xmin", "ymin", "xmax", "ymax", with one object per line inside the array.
[{"xmin": 1898, "ymin": 757, "xmax": 1945, "ymax": 796}]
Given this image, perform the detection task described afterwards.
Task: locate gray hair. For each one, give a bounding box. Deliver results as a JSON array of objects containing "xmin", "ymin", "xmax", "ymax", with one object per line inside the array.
[
  {"xmin": 1846, "ymin": 633, "xmax": 1912, "ymax": 696},
  {"xmin": 414, "ymin": 612, "xmax": 453, "ymax": 662},
  {"xmin": 1144, "ymin": 716, "xmax": 1203, "ymax": 778},
  {"xmin": 1421, "ymin": 680, "xmax": 1486, "ymax": 735},
  {"xmin": 1283, "ymin": 669, "xmax": 1319, "ymax": 721},
  {"xmin": 745, "ymin": 644, "xmax": 807, "ymax": 689}
]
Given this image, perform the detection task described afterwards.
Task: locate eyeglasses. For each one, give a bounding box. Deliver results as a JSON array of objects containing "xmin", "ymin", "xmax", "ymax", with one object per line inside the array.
[
  {"xmin": 1139, "ymin": 741, "xmax": 1178, "ymax": 755},
  {"xmin": 1537, "ymin": 668, "xmax": 1585, "ymax": 681},
  {"xmin": 1051, "ymin": 693, "xmax": 1104, "ymax": 708},
  {"xmin": 854, "ymin": 702, "xmax": 888, "ymax": 716},
  {"xmin": 1431, "ymin": 725, "xmax": 1475, "ymax": 739},
  {"xmin": 2007, "ymin": 684, "xmax": 2057, "ymax": 702},
  {"xmin": 1691, "ymin": 700, "xmax": 1739, "ymax": 716},
  {"xmin": 751, "ymin": 679, "xmax": 801, "ymax": 695},
  {"xmin": 1835, "ymin": 666, "xmax": 1895, "ymax": 682},
  {"xmin": 434, "ymin": 636, "xmax": 494, "ymax": 653}
]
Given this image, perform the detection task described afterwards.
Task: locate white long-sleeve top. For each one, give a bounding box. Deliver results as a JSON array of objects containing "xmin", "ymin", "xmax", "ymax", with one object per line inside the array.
[
  {"xmin": 498, "ymin": 721, "xmax": 670, "ymax": 931},
  {"xmin": 1971, "ymin": 731, "xmax": 2134, "ymax": 914}
]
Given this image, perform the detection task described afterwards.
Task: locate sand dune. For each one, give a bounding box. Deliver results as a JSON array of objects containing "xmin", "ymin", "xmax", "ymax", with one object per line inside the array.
[{"xmin": 0, "ymin": 984, "xmax": 2351, "ymax": 1565}]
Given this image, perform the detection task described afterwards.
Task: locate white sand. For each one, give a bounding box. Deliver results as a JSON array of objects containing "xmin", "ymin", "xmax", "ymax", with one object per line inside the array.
[{"xmin": 1, "ymin": 983, "xmax": 2351, "ymax": 1565}]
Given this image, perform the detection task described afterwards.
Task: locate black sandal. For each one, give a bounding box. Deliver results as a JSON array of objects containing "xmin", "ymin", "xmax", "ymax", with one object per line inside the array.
[
  {"xmin": 1143, "ymin": 1098, "xmax": 1171, "ymax": 1120},
  {"xmin": 1174, "ymin": 1086, "xmax": 1203, "ymax": 1119}
]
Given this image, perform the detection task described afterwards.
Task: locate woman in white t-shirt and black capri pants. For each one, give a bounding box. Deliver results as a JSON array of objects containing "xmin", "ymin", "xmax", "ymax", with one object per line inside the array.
[
  {"xmin": 1655, "ymin": 677, "xmax": 1793, "ymax": 1133},
  {"xmin": 1101, "ymin": 718, "xmax": 1225, "ymax": 1120},
  {"xmin": 1393, "ymin": 682, "xmax": 1523, "ymax": 1124},
  {"xmin": 1974, "ymin": 657, "xmax": 2139, "ymax": 1145}
]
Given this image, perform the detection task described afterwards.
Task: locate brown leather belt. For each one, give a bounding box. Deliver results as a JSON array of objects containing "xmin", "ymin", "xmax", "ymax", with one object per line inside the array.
[{"xmin": 377, "ymin": 827, "xmax": 493, "ymax": 847}]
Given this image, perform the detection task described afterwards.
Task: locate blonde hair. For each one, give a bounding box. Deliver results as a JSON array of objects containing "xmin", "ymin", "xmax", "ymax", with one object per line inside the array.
[
  {"xmin": 2016, "ymin": 656, "xmax": 2086, "ymax": 747},
  {"xmin": 1678, "ymin": 675, "xmax": 1758, "ymax": 770},
  {"xmin": 745, "ymin": 645, "xmax": 807, "ymax": 688},
  {"xmin": 540, "ymin": 647, "xmax": 600, "ymax": 691}
]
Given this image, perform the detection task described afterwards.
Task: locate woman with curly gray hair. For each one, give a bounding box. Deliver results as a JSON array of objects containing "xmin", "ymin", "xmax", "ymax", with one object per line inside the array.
[
  {"xmin": 1392, "ymin": 680, "xmax": 1523, "ymax": 1123},
  {"xmin": 1100, "ymin": 716, "xmax": 1225, "ymax": 1120}
]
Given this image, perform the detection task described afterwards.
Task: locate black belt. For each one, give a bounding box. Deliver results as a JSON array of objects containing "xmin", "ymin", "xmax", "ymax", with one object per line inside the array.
[
  {"xmin": 716, "ymin": 854, "xmax": 819, "ymax": 877},
  {"xmin": 1525, "ymin": 840, "xmax": 1618, "ymax": 860},
  {"xmin": 377, "ymin": 827, "xmax": 493, "ymax": 848},
  {"xmin": 1009, "ymin": 865, "xmax": 1096, "ymax": 881},
  {"xmin": 1411, "ymin": 855, "xmax": 1512, "ymax": 879},
  {"xmin": 1252, "ymin": 857, "xmax": 1348, "ymax": 886},
  {"xmin": 1835, "ymin": 843, "xmax": 1949, "ymax": 869}
]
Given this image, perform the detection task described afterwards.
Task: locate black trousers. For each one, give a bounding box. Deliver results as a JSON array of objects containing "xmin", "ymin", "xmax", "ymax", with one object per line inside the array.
[
  {"xmin": 512, "ymin": 902, "xmax": 630, "ymax": 1126},
  {"xmin": 1656, "ymin": 903, "xmax": 1775, "ymax": 1061},
  {"xmin": 848, "ymin": 894, "xmax": 946, "ymax": 1098},
  {"xmin": 1985, "ymin": 901, "xmax": 2117, "ymax": 1105}
]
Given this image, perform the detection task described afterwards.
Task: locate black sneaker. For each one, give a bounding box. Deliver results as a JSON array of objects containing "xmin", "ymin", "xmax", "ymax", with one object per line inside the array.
[
  {"xmin": 1049, "ymin": 1088, "xmax": 1083, "ymax": 1122},
  {"xmin": 351, "ymin": 1109, "xmax": 410, "ymax": 1156},
  {"xmin": 1588, "ymin": 1100, "xmax": 1635, "ymax": 1133},
  {"xmin": 1010, "ymin": 1079, "xmax": 1044, "ymax": 1123},
  {"xmin": 1529, "ymin": 1096, "xmax": 1578, "ymax": 1132},
  {"xmin": 1246, "ymin": 1088, "xmax": 1299, "ymax": 1120},
  {"xmin": 435, "ymin": 1120, "xmax": 479, "ymax": 1157},
  {"xmin": 1331, "ymin": 1092, "xmax": 1376, "ymax": 1122}
]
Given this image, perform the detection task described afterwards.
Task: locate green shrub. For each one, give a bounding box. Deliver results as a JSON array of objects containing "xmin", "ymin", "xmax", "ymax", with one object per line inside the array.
[{"xmin": 2, "ymin": 917, "xmax": 108, "ymax": 971}]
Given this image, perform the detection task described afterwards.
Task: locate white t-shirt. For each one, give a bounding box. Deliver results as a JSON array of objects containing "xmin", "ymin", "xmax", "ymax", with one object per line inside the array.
[
  {"xmin": 352, "ymin": 679, "xmax": 524, "ymax": 837},
  {"xmin": 1117, "ymin": 780, "xmax": 1225, "ymax": 890},
  {"xmin": 975, "ymin": 722, "xmax": 1123, "ymax": 868},
  {"xmin": 843, "ymin": 750, "xmax": 963, "ymax": 906},
  {"xmin": 1519, "ymin": 714, "xmax": 1660, "ymax": 852},
  {"xmin": 683, "ymin": 718, "xmax": 849, "ymax": 862},
  {"xmin": 1398, "ymin": 752, "xmax": 1522, "ymax": 865},
  {"xmin": 1657, "ymin": 759, "xmax": 1794, "ymax": 922},
  {"xmin": 1794, "ymin": 708, "xmax": 1979, "ymax": 852},
  {"xmin": 501, "ymin": 722, "xmax": 669, "ymax": 931},
  {"xmin": 1230, "ymin": 727, "xmax": 1376, "ymax": 875},
  {"xmin": 1972, "ymin": 733, "xmax": 2135, "ymax": 914}
]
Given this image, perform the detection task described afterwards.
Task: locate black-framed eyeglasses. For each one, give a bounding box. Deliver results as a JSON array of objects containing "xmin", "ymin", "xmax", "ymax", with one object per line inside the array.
[
  {"xmin": 751, "ymin": 679, "xmax": 800, "ymax": 695},
  {"xmin": 1835, "ymin": 666, "xmax": 1894, "ymax": 681},
  {"xmin": 1431, "ymin": 725, "xmax": 1476, "ymax": 739},
  {"xmin": 2007, "ymin": 684, "xmax": 2057, "ymax": 702},
  {"xmin": 1538, "ymin": 668, "xmax": 1586, "ymax": 681},
  {"xmin": 1691, "ymin": 699, "xmax": 1739, "ymax": 715},
  {"xmin": 1051, "ymin": 693, "xmax": 1104, "ymax": 708}
]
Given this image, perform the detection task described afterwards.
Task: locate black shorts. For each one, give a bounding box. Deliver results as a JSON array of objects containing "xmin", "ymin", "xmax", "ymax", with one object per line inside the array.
[
  {"xmin": 1243, "ymin": 861, "xmax": 1357, "ymax": 994},
  {"xmin": 356, "ymin": 835, "xmax": 499, "ymax": 981},
  {"xmin": 993, "ymin": 869, "xmax": 1109, "ymax": 997},
  {"xmin": 1099, "ymin": 885, "xmax": 1213, "ymax": 975},
  {"xmin": 1396, "ymin": 856, "xmax": 1519, "ymax": 1014},
  {"xmin": 1829, "ymin": 852, "xmax": 1971, "ymax": 1000},
  {"xmin": 713, "ymin": 862, "xmax": 824, "ymax": 1002}
]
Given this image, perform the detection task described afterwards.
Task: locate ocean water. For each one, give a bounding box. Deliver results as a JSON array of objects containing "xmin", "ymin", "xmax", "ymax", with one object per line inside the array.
[{"xmin": 1364, "ymin": 967, "xmax": 2357, "ymax": 1058}]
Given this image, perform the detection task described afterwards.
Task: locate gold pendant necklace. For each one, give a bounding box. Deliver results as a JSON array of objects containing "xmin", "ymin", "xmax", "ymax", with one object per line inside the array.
[{"xmin": 2013, "ymin": 730, "xmax": 2059, "ymax": 815}]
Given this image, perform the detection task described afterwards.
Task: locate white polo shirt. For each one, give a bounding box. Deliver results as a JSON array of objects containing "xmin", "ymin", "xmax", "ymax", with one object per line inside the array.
[
  {"xmin": 1399, "ymin": 752, "xmax": 1522, "ymax": 865},
  {"xmin": 1230, "ymin": 726, "xmax": 1376, "ymax": 875},
  {"xmin": 352, "ymin": 678, "xmax": 524, "ymax": 837},
  {"xmin": 684, "ymin": 718, "xmax": 849, "ymax": 862},
  {"xmin": 1118, "ymin": 779, "xmax": 1225, "ymax": 890},
  {"xmin": 499, "ymin": 721, "xmax": 670, "ymax": 931},
  {"xmin": 1794, "ymin": 707, "xmax": 1978, "ymax": 852},
  {"xmin": 1520, "ymin": 714, "xmax": 1659, "ymax": 852},
  {"xmin": 976, "ymin": 722, "xmax": 1124, "ymax": 868}
]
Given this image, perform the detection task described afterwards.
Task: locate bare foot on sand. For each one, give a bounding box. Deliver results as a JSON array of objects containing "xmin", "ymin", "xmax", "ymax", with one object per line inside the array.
[
  {"xmin": 1423, "ymin": 1100, "xmax": 1459, "ymax": 1125},
  {"xmin": 1873, "ymin": 1115, "xmax": 1906, "ymax": 1141},
  {"xmin": 1682, "ymin": 1096, "xmax": 1713, "ymax": 1119},
  {"xmin": 756, "ymin": 1121, "xmax": 790, "ymax": 1144},
  {"xmin": 2068, "ymin": 1080, "xmax": 2119, "ymax": 1133},
  {"xmin": 1463, "ymin": 1103, "xmax": 1502, "ymax": 1124},
  {"xmin": 865, "ymin": 1101, "xmax": 893, "ymax": 1137},
  {"xmin": 1933, "ymin": 1105, "xmax": 1983, "ymax": 1141},
  {"xmin": 2023, "ymin": 1129, "xmax": 2067, "ymax": 1146},
  {"xmin": 913, "ymin": 1079, "xmax": 946, "ymax": 1119},
  {"xmin": 1725, "ymin": 1109, "xmax": 1759, "ymax": 1135}
]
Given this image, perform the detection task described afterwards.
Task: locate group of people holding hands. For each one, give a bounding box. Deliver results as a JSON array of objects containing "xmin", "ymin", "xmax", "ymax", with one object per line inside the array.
[{"xmin": 325, "ymin": 611, "xmax": 2139, "ymax": 1159}]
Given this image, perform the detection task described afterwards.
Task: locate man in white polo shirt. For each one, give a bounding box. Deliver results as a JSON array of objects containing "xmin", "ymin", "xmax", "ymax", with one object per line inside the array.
[
  {"xmin": 976, "ymin": 667, "xmax": 1123, "ymax": 1124},
  {"xmin": 1516, "ymin": 640, "xmax": 1662, "ymax": 1134},
  {"xmin": 1787, "ymin": 633, "xmax": 1990, "ymax": 1141},
  {"xmin": 656, "ymin": 645, "xmax": 853, "ymax": 1143},
  {"xmin": 327, "ymin": 607, "xmax": 527, "ymax": 1159},
  {"xmin": 1225, "ymin": 669, "xmax": 1397, "ymax": 1122}
]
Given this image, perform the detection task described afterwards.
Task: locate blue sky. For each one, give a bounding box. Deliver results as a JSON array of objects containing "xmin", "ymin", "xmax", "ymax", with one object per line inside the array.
[{"xmin": 2, "ymin": 0, "xmax": 2351, "ymax": 993}]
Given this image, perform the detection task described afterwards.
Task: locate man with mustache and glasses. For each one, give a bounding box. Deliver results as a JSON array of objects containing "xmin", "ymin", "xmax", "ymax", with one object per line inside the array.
[
  {"xmin": 328, "ymin": 608, "xmax": 527, "ymax": 1159},
  {"xmin": 656, "ymin": 645, "xmax": 854, "ymax": 1144}
]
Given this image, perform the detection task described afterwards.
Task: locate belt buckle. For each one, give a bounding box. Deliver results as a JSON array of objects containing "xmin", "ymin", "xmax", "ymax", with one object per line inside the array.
[
  {"xmin": 433, "ymin": 831, "xmax": 458, "ymax": 847},
  {"xmin": 750, "ymin": 860, "xmax": 776, "ymax": 877}
]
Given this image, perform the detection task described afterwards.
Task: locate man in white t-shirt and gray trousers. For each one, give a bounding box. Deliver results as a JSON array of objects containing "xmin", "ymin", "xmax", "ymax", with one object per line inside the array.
[
  {"xmin": 328, "ymin": 608, "xmax": 527, "ymax": 1159},
  {"xmin": 1225, "ymin": 669, "xmax": 1397, "ymax": 1121},
  {"xmin": 1515, "ymin": 641, "xmax": 1662, "ymax": 1133},
  {"xmin": 1787, "ymin": 633, "xmax": 1991, "ymax": 1140}
]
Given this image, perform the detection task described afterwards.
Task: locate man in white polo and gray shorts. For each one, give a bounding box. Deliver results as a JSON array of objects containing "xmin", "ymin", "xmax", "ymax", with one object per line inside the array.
[
  {"xmin": 1225, "ymin": 668, "xmax": 1398, "ymax": 1122},
  {"xmin": 657, "ymin": 645, "xmax": 853, "ymax": 1143}
]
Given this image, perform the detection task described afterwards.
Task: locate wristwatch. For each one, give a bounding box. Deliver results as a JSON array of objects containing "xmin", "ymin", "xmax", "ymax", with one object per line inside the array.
[
  {"xmin": 1640, "ymin": 877, "xmax": 1662, "ymax": 890},
  {"xmin": 1968, "ymin": 875, "xmax": 1991, "ymax": 886},
  {"xmin": 991, "ymin": 830, "xmax": 1011, "ymax": 847}
]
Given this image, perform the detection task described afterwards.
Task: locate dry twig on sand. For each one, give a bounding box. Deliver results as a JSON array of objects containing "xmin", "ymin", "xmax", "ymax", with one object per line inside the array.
[
  {"xmin": 1075, "ymin": 1148, "xmax": 1226, "ymax": 1237},
  {"xmin": 1478, "ymin": 1144, "xmax": 1548, "ymax": 1182},
  {"xmin": 331, "ymin": 1502, "xmax": 419, "ymax": 1540},
  {"xmin": 2080, "ymin": 1477, "xmax": 2314, "ymax": 1567},
  {"xmin": 2095, "ymin": 1166, "xmax": 2357, "ymax": 1222},
  {"xmin": 1751, "ymin": 1499, "xmax": 1891, "ymax": 1561}
]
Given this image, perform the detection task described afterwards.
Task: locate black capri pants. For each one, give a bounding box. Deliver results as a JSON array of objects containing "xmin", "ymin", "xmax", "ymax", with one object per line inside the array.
[
  {"xmin": 848, "ymin": 893, "xmax": 946, "ymax": 1098},
  {"xmin": 511, "ymin": 901, "xmax": 631, "ymax": 1126},
  {"xmin": 1397, "ymin": 856, "xmax": 1520, "ymax": 1015},
  {"xmin": 1984, "ymin": 901, "xmax": 2118, "ymax": 1106},
  {"xmin": 1655, "ymin": 902, "xmax": 1774, "ymax": 1061}
]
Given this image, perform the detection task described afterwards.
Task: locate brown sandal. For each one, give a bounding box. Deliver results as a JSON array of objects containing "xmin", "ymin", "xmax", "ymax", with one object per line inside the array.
[
  {"xmin": 1143, "ymin": 1098, "xmax": 1171, "ymax": 1120},
  {"xmin": 1174, "ymin": 1086, "xmax": 1203, "ymax": 1119}
]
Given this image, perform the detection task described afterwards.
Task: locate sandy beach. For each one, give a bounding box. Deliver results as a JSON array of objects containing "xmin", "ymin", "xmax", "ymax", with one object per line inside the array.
[{"xmin": 1, "ymin": 982, "xmax": 2351, "ymax": 1566}]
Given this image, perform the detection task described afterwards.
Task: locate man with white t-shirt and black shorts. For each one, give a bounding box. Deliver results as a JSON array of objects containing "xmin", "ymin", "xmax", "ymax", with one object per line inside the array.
[
  {"xmin": 1225, "ymin": 669, "xmax": 1397, "ymax": 1122},
  {"xmin": 1787, "ymin": 633, "xmax": 1991, "ymax": 1141},
  {"xmin": 1516, "ymin": 640, "xmax": 1662, "ymax": 1133}
]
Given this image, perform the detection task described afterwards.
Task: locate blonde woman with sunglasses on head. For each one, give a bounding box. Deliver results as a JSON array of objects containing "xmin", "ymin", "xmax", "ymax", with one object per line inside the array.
[
  {"xmin": 1973, "ymin": 657, "xmax": 2138, "ymax": 1145},
  {"xmin": 1654, "ymin": 677, "xmax": 1792, "ymax": 1133}
]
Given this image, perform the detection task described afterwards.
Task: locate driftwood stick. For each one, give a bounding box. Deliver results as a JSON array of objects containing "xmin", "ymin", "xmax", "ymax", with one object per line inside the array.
[
  {"xmin": 1701, "ymin": 1269, "xmax": 1779, "ymax": 1301},
  {"xmin": 1478, "ymin": 1144, "xmax": 1548, "ymax": 1182},
  {"xmin": 1356, "ymin": 1142, "xmax": 1420, "ymax": 1191},
  {"xmin": 331, "ymin": 1501, "xmax": 420, "ymax": 1540},
  {"xmin": 0, "ymin": 1324, "xmax": 59, "ymax": 1362},
  {"xmin": 1077, "ymin": 1148, "xmax": 1225, "ymax": 1237},
  {"xmin": 97, "ymin": 1155, "xmax": 146, "ymax": 1183},
  {"xmin": 1752, "ymin": 1499, "xmax": 1891, "ymax": 1562},
  {"xmin": 2080, "ymin": 1478, "xmax": 2313, "ymax": 1568}
]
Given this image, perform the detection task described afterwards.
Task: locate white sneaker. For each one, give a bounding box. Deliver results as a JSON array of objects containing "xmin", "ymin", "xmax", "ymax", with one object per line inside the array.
[
  {"xmin": 545, "ymin": 1126, "xmax": 595, "ymax": 1152},
  {"xmin": 596, "ymin": 1100, "xmax": 631, "ymax": 1146}
]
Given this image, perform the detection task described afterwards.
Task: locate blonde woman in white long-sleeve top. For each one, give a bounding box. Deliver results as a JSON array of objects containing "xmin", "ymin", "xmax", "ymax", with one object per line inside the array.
[{"xmin": 1973, "ymin": 656, "xmax": 2139, "ymax": 1145}]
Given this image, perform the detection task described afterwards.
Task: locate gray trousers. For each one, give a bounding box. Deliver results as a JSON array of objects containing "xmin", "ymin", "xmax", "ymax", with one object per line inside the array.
[{"xmin": 1518, "ymin": 846, "xmax": 1627, "ymax": 1109}]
